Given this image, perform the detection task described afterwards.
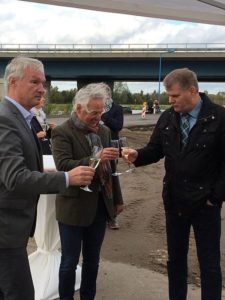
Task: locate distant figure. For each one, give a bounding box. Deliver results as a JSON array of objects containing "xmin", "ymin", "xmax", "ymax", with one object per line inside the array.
[
  {"xmin": 141, "ymin": 101, "xmax": 147, "ymax": 118},
  {"xmin": 147, "ymin": 100, "xmax": 153, "ymax": 114},
  {"xmin": 101, "ymin": 97, "xmax": 124, "ymax": 140},
  {"xmin": 153, "ymin": 99, "xmax": 159, "ymax": 114},
  {"xmin": 31, "ymin": 97, "xmax": 56, "ymax": 154}
]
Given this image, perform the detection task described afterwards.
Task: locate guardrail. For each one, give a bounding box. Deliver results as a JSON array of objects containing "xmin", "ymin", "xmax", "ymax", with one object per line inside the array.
[{"xmin": 0, "ymin": 43, "xmax": 225, "ymax": 53}]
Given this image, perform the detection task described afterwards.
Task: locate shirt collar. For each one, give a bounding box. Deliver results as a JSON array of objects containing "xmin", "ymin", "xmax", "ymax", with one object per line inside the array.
[
  {"xmin": 5, "ymin": 96, "xmax": 34, "ymax": 127},
  {"xmin": 188, "ymin": 98, "xmax": 203, "ymax": 119},
  {"xmin": 180, "ymin": 97, "xmax": 203, "ymax": 119}
]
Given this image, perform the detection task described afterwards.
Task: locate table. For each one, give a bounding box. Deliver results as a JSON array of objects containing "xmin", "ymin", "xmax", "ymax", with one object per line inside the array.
[{"xmin": 28, "ymin": 155, "xmax": 81, "ymax": 300}]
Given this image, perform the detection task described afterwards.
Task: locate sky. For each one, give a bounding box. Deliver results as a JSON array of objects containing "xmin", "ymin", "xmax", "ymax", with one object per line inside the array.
[{"xmin": 1, "ymin": 0, "xmax": 225, "ymax": 94}]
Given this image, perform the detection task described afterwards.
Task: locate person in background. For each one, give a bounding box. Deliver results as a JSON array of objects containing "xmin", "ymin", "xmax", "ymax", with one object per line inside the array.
[
  {"xmin": 31, "ymin": 97, "xmax": 56, "ymax": 154},
  {"xmin": 0, "ymin": 56, "xmax": 95, "ymax": 300},
  {"xmin": 153, "ymin": 99, "xmax": 159, "ymax": 114},
  {"xmin": 147, "ymin": 99, "xmax": 153, "ymax": 114},
  {"xmin": 141, "ymin": 101, "xmax": 147, "ymax": 119},
  {"xmin": 51, "ymin": 82, "xmax": 124, "ymax": 300},
  {"xmin": 122, "ymin": 68, "xmax": 225, "ymax": 300},
  {"xmin": 101, "ymin": 95, "xmax": 124, "ymax": 229},
  {"xmin": 101, "ymin": 96, "xmax": 124, "ymax": 140}
]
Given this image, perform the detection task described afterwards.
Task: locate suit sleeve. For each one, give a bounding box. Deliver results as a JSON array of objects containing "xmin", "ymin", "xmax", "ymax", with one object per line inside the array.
[
  {"xmin": 0, "ymin": 115, "xmax": 66, "ymax": 195},
  {"xmin": 211, "ymin": 110, "xmax": 225, "ymax": 203}
]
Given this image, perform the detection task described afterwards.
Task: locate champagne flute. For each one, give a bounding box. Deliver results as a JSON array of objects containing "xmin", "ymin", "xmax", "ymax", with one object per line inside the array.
[
  {"xmin": 111, "ymin": 139, "xmax": 122, "ymax": 176},
  {"xmin": 40, "ymin": 123, "xmax": 48, "ymax": 141},
  {"xmin": 80, "ymin": 145, "xmax": 102, "ymax": 192},
  {"xmin": 120, "ymin": 137, "xmax": 135, "ymax": 173}
]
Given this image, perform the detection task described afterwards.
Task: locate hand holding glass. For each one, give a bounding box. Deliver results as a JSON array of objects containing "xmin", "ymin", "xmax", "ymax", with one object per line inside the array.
[
  {"xmin": 40, "ymin": 123, "xmax": 48, "ymax": 141},
  {"xmin": 120, "ymin": 137, "xmax": 135, "ymax": 173},
  {"xmin": 111, "ymin": 140, "xmax": 122, "ymax": 176},
  {"xmin": 80, "ymin": 146, "xmax": 102, "ymax": 192}
]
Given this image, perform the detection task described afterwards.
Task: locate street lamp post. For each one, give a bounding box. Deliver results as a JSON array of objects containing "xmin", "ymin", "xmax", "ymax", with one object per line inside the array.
[
  {"xmin": 157, "ymin": 49, "xmax": 175, "ymax": 110},
  {"xmin": 157, "ymin": 53, "xmax": 163, "ymax": 109}
]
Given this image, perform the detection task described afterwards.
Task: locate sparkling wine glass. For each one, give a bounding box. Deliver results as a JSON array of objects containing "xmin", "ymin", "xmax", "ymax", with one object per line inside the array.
[
  {"xmin": 80, "ymin": 145, "xmax": 102, "ymax": 192},
  {"xmin": 120, "ymin": 137, "xmax": 135, "ymax": 173},
  {"xmin": 111, "ymin": 139, "xmax": 122, "ymax": 176},
  {"xmin": 40, "ymin": 123, "xmax": 48, "ymax": 141}
]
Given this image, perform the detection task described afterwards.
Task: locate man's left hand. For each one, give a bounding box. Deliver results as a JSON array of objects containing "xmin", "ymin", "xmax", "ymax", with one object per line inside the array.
[{"xmin": 100, "ymin": 147, "xmax": 119, "ymax": 162}]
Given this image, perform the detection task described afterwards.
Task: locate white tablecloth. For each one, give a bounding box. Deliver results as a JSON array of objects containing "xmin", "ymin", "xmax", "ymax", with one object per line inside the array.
[{"xmin": 28, "ymin": 155, "xmax": 81, "ymax": 300}]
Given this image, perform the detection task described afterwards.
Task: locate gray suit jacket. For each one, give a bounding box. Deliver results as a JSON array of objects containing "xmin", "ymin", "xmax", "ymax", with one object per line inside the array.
[
  {"xmin": 52, "ymin": 117, "xmax": 123, "ymax": 226},
  {"xmin": 0, "ymin": 99, "xmax": 66, "ymax": 248}
]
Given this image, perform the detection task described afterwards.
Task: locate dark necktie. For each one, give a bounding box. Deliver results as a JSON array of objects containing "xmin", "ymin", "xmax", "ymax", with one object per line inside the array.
[
  {"xmin": 30, "ymin": 117, "xmax": 42, "ymax": 151},
  {"xmin": 181, "ymin": 113, "xmax": 190, "ymax": 147}
]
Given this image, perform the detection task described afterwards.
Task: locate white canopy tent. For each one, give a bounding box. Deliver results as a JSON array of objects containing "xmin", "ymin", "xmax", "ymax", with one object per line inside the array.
[{"xmin": 21, "ymin": 0, "xmax": 225, "ymax": 26}]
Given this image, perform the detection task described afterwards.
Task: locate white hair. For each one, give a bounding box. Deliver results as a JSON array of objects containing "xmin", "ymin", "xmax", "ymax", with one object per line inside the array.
[
  {"xmin": 73, "ymin": 82, "xmax": 111, "ymax": 112},
  {"xmin": 4, "ymin": 56, "xmax": 44, "ymax": 91}
]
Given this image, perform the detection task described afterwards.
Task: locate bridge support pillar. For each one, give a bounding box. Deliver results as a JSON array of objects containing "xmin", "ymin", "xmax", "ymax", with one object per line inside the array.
[
  {"xmin": 77, "ymin": 79, "xmax": 114, "ymax": 93},
  {"xmin": 0, "ymin": 78, "xmax": 5, "ymax": 101}
]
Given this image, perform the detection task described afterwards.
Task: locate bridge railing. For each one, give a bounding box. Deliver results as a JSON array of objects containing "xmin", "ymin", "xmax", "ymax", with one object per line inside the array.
[{"xmin": 0, "ymin": 43, "xmax": 225, "ymax": 53}]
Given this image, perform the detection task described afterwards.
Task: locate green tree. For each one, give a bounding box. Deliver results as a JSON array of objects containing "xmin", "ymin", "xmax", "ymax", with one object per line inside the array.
[
  {"xmin": 49, "ymin": 86, "xmax": 76, "ymax": 104},
  {"xmin": 113, "ymin": 82, "xmax": 131, "ymax": 104}
]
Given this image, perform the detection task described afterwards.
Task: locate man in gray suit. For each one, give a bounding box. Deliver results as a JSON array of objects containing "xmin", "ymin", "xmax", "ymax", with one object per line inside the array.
[
  {"xmin": 52, "ymin": 83, "xmax": 124, "ymax": 300},
  {"xmin": 0, "ymin": 56, "xmax": 95, "ymax": 300}
]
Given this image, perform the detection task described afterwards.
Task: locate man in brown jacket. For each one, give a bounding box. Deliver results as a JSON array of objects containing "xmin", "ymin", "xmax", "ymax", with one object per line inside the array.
[{"xmin": 52, "ymin": 82, "xmax": 124, "ymax": 300}]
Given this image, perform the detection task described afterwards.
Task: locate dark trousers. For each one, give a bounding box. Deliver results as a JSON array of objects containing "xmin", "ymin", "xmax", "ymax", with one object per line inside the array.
[
  {"xmin": 0, "ymin": 247, "xmax": 34, "ymax": 300},
  {"xmin": 166, "ymin": 205, "xmax": 221, "ymax": 300},
  {"xmin": 58, "ymin": 200, "xmax": 107, "ymax": 300}
]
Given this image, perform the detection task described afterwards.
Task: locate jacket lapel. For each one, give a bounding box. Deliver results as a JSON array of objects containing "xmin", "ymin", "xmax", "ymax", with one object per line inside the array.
[
  {"xmin": 4, "ymin": 99, "xmax": 43, "ymax": 171},
  {"xmin": 68, "ymin": 119, "xmax": 91, "ymax": 155}
]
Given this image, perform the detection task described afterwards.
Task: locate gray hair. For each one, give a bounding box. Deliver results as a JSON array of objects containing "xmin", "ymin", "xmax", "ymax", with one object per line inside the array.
[
  {"xmin": 4, "ymin": 56, "xmax": 44, "ymax": 91},
  {"xmin": 163, "ymin": 68, "xmax": 199, "ymax": 91},
  {"xmin": 73, "ymin": 82, "xmax": 111, "ymax": 112}
]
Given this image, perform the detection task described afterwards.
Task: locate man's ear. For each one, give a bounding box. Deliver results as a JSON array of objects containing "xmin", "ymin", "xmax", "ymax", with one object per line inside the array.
[
  {"xmin": 8, "ymin": 75, "xmax": 17, "ymax": 87},
  {"xmin": 76, "ymin": 103, "xmax": 82, "ymax": 114},
  {"xmin": 189, "ymin": 85, "xmax": 197, "ymax": 95}
]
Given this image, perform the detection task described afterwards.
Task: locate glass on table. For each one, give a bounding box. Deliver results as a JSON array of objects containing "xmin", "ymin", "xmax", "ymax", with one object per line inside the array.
[{"xmin": 80, "ymin": 145, "xmax": 102, "ymax": 192}]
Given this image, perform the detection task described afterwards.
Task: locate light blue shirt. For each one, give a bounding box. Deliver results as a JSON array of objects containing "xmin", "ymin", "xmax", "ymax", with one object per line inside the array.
[
  {"xmin": 180, "ymin": 98, "xmax": 203, "ymax": 131},
  {"xmin": 5, "ymin": 96, "xmax": 33, "ymax": 128},
  {"xmin": 5, "ymin": 97, "xmax": 69, "ymax": 187}
]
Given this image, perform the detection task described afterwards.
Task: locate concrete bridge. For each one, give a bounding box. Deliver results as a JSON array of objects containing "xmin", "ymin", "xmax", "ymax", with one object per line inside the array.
[{"xmin": 1, "ymin": 43, "xmax": 225, "ymax": 99}]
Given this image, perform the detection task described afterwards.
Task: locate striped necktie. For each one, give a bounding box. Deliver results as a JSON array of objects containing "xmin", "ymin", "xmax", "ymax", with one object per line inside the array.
[{"xmin": 181, "ymin": 113, "xmax": 190, "ymax": 147}]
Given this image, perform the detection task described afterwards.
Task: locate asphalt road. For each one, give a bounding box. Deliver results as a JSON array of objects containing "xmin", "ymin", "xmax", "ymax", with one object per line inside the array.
[{"xmin": 48, "ymin": 112, "xmax": 160, "ymax": 128}]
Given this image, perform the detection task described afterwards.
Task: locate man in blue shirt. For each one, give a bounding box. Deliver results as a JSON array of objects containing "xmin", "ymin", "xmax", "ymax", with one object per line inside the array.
[
  {"xmin": 0, "ymin": 56, "xmax": 95, "ymax": 300},
  {"xmin": 123, "ymin": 68, "xmax": 225, "ymax": 300}
]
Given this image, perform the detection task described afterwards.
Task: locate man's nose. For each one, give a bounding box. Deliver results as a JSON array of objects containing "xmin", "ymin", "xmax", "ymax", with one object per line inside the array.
[
  {"xmin": 38, "ymin": 83, "xmax": 45, "ymax": 93},
  {"xmin": 168, "ymin": 97, "xmax": 173, "ymax": 104}
]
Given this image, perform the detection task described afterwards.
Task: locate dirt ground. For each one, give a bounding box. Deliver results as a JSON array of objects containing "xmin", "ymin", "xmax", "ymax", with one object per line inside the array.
[{"xmin": 28, "ymin": 126, "xmax": 225, "ymax": 288}]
